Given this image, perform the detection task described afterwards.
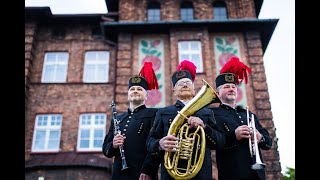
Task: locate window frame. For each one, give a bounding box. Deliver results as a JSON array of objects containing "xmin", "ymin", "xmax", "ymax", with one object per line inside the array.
[
  {"xmin": 180, "ymin": 2, "xmax": 194, "ymax": 20},
  {"xmin": 41, "ymin": 52, "xmax": 69, "ymax": 83},
  {"xmin": 31, "ymin": 114, "xmax": 63, "ymax": 153},
  {"xmin": 83, "ymin": 51, "xmax": 110, "ymax": 83},
  {"xmin": 147, "ymin": 2, "xmax": 161, "ymax": 21},
  {"xmin": 178, "ymin": 41, "xmax": 204, "ymax": 73},
  {"xmin": 213, "ymin": 1, "xmax": 228, "ymax": 20},
  {"xmin": 77, "ymin": 113, "xmax": 107, "ymax": 152}
]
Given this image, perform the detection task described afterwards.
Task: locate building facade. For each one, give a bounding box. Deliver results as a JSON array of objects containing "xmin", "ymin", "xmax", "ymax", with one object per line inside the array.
[{"xmin": 25, "ymin": 0, "xmax": 282, "ymax": 179}]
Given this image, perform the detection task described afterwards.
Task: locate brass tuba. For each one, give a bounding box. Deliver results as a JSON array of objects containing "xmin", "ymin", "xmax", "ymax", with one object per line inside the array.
[{"xmin": 164, "ymin": 79, "xmax": 221, "ymax": 180}]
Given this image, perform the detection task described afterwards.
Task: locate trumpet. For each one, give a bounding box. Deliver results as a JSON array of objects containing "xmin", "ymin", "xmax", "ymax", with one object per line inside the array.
[{"xmin": 246, "ymin": 106, "xmax": 266, "ymax": 170}]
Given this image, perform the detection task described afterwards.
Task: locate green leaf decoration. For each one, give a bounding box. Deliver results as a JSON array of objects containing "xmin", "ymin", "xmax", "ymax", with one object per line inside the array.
[
  {"xmin": 217, "ymin": 45, "xmax": 225, "ymax": 52},
  {"xmin": 142, "ymin": 48, "xmax": 149, "ymax": 54},
  {"xmin": 141, "ymin": 40, "xmax": 148, "ymax": 47},
  {"xmin": 150, "ymin": 50, "xmax": 158, "ymax": 55},
  {"xmin": 216, "ymin": 38, "xmax": 223, "ymax": 45},
  {"xmin": 233, "ymin": 49, "xmax": 238, "ymax": 54},
  {"xmin": 156, "ymin": 73, "xmax": 161, "ymax": 79},
  {"xmin": 159, "ymin": 85, "xmax": 162, "ymax": 89},
  {"xmin": 157, "ymin": 52, "xmax": 162, "ymax": 57},
  {"xmin": 226, "ymin": 47, "xmax": 233, "ymax": 52}
]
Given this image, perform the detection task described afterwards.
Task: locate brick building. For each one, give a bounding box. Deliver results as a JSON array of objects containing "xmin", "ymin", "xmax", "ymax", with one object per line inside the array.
[{"xmin": 25, "ymin": 0, "xmax": 282, "ymax": 179}]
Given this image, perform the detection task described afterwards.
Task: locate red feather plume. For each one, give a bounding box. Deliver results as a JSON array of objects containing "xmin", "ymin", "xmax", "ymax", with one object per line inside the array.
[
  {"xmin": 177, "ymin": 60, "xmax": 197, "ymax": 81},
  {"xmin": 139, "ymin": 61, "xmax": 159, "ymax": 90},
  {"xmin": 220, "ymin": 56, "xmax": 252, "ymax": 84}
]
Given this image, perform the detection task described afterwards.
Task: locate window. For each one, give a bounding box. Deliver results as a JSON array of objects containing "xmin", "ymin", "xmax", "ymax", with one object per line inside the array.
[
  {"xmin": 180, "ymin": 2, "xmax": 194, "ymax": 20},
  {"xmin": 77, "ymin": 113, "xmax": 106, "ymax": 151},
  {"xmin": 178, "ymin": 41, "xmax": 203, "ymax": 73},
  {"xmin": 83, "ymin": 51, "xmax": 110, "ymax": 83},
  {"xmin": 42, "ymin": 52, "xmax": 69, "ymax": 83},
  {"xmin": 213, "ymin": 1, "xmax": 228, "ymax": 20},
  {"xmin": 147, "ymin": 2, "xmax": 161, "ymax": 21},
  {"xmin": 32, "ymin": 114, "xmax": 63, "ymax": 152}
]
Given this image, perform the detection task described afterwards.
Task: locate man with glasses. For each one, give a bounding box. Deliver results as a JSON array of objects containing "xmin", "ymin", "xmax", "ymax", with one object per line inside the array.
[{"xmin": 146, "ymin": 60, "xmax": 225, "ymax": 180}]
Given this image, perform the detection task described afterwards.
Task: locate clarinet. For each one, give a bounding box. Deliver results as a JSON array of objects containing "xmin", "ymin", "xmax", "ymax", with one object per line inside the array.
[{"xmin": 111, "ymin": 101, "xmax": 129, "ymax": 171}]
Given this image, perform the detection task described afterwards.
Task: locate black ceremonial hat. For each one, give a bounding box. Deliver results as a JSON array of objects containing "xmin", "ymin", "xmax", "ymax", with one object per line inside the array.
[
  {"xmin": 171, "ymin": 70, "xmax": 193, "ymax": 86},
  {"xmin": 128, "ymin": 61, "xmax": 159, "ymax": 90},
  {"xmin": 171, "ymin": 60, "xmax": 197, "ymax": 86},
  {"xmin": 128, "ymin": 75, "xmax": 148, "ymax": 90},
  {"xmin": 215, "ymin": 56, "xmax": 251, "ymax": 88}
]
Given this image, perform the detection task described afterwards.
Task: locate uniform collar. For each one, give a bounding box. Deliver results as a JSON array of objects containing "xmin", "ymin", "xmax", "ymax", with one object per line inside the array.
[
  {"xmin": 220, "ymin": 103, "xmax": 245, "ymax": 111},
  {"xmin": 128, "ymin": 104, "xmax": 146, "ymax": 114},
  {"xmin": 175, "ymin": 100, "xmax": 185, "ymax": 108},
  {"xmin": 220, "ymin": 103, "xmax": 235, "ymax": 110}
]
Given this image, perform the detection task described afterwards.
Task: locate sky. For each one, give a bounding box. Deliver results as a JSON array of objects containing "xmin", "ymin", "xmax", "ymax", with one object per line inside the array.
[{"xmin": 25, "ymin": 0, "xmax": 295, "ymax": 173}]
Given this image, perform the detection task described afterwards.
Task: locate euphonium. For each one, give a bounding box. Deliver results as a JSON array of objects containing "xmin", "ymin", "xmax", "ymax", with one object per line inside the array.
[{"xmin": 164, "ymin": 79, "xmax": 221, "ymax": 180}]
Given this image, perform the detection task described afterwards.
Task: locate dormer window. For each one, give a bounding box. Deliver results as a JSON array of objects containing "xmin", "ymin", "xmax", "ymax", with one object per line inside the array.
[
  {"xmin": 180, "ymin": 1, "xmax": 194, "ymax": 20},
  {"xmin": 147, "ymin": 2, "xmax": 161, "ymax": 21},
  {"xmin": 213, "ymin": 1, "xmax": 228, "ymax": 20}
]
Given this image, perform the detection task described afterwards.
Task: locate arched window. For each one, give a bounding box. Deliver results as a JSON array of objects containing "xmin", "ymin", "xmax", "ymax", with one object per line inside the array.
[
  {"xmin": 147, "ymin": 2, "xmax": 161, "ymax": 21},
  {"xmin": 213, "ymin": 1, "xmax": 228, "ymax": 20},
  {"xmin": 180, "ymin": 1, "xmax": 194, "ymax": 20}
]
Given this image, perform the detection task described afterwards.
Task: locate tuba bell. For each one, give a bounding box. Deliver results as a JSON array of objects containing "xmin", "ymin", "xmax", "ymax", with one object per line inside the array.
[{"xmin": 164, "ymin": 79, "xmax": 221, "ymax": 180}]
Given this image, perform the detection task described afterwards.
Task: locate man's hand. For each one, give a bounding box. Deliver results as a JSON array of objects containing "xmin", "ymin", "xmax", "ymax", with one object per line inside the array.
[
  {"xmin": 112, "ymin": 133, "xmax": 125, "ymax": 148},
  {"xmin": 187, "ymin": 116, "xmax": 205, "ymax": 128},
  {"xmin": 235, "ymin": 125, "xmax": 251, "ymax": 140},
  {"xmin": 139, "ymin": 173, "xmax": 151, "ymax": 180},
  {"xmin": 159, "ymin": 135, "xmax": 179, "ymax": 152}
]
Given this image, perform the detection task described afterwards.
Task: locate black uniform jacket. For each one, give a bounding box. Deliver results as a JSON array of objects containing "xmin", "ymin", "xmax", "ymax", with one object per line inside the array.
[
  {"xmin": 211, "ymin": 104, "xmax": 272, "ymax": 180},
  {"xmin": 102, "ymin": 105, "xmax": 160, "ymax": 180},
  {"xmin": 147, "ymin": 100, "xmax": 225, "ymax": 180}
]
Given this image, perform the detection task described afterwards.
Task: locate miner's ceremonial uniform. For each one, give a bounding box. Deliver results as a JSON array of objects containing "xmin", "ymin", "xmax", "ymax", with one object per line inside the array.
[
  {"xmin": 211, "ymin": 104, "xmax": 272, "ymax": 180},
  {"xmin": 102, "ymin": 61, "xmax": 160, "ymax": 180},
  {"xmin": 103, "ymin": 105, "xmax": 159, "ymax": 180},
  {"xmin": 147, "ymin": 100, "xmax": 225, "ymax": 180}
]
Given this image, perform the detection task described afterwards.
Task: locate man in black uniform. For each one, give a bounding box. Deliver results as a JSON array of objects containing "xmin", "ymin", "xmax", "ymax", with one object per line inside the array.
[
  {"xmin": 102, "ymin": 62, "xmax": 160, "ymax": 180},
  {"xmin": 209, "ymin": 56, "xmax": 272, "ymax": 180},
  {"xmin": 147, "ymin": 60, "xmax": 225, "ymax": 180}
]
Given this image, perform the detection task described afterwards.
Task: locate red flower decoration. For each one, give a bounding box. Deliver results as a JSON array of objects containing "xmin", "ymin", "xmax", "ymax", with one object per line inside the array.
[
  {"xmin": 145, "ymin": 89, "xmax": 162, "ymax": 107},
  {"xmin": 226, "ymin": 36, "xmax": 236, "ymax": 45},
  {"xmin": 152, "ymin": 40, "xmax": 160, "ymax": 47},
  {"xmin": 142, "ymin": 56, "xmax": 161, "ymax": 71},
  {"xmin": 218, "ymin": 52, "xmax": 235, "ymax": 67}
]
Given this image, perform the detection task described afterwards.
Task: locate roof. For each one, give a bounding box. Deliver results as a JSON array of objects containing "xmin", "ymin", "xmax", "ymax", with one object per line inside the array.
[
  {"xmin": 104, "ymin": 0, "xmax": 264, "ymax": 17},
  {"xmin": 25, "ymin": 6, "xmax": 103, "ymax": 23},
  {"xmin": 25, "ymin": 152, "xmax": 112, "ymax": 170},
  {"xmin": 101, "ymin": 18, "xmax": 278, "ymax": 53},
  {"xmin": 255, "ymin": 0, "xmax": 264, "ymax": 16}
]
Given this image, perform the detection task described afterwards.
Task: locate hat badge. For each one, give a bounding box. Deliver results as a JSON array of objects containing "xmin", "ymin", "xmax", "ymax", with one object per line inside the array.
[
  {"xmin": 131, "ymin": 76, "xmax": 141, "ymax": 83},
  {"xmin": 175, "ymin": 71, "xmax": 187, "ymax": 79},
  {"xmin": 225, "ymin": 74, "xmax": 235, "ymax": 83}
]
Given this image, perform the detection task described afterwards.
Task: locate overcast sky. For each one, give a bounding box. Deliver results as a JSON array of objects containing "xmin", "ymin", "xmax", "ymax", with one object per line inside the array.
[{"xmin": 25, "ymin": 0, "xmax": 295, "ymax": 173}]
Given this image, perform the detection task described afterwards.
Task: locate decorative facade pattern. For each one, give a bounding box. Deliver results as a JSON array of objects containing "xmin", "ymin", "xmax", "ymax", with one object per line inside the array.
[
  {"xmin": 138, "ymin": 38, "xmax": 165, "ymax": 108},
  {"xmin": 214, "ymin": 35, "xmax": 248, "ymax": 107}
]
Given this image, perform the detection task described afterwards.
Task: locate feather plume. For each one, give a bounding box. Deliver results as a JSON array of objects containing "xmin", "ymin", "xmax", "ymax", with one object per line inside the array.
[
  {"xmin": 177, "ymin": 60, "xmax": 197, "ymax": 81},
  {"xmin": 220, "ymin": 56, "xmax": 252, "ymax": 84},
  {"xmin": 139, "ymin": 62, "xmax": 159, "ymax": 90}
]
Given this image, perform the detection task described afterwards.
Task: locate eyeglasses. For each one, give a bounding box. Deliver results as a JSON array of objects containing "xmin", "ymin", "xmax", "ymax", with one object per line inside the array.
[{"xmin": 175, "ymin": 81, "xmax": 193, "ymax": 87}]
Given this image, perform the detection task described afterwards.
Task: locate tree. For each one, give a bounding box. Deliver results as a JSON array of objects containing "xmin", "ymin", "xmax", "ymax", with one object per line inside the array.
[{"xmin": 283, "ymin": 166, "xmax": 295, "ymax": 180}]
